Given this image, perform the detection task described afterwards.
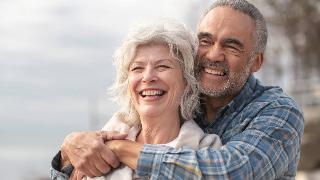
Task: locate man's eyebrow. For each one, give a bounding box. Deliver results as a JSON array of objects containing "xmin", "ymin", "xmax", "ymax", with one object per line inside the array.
[
  {"xmin": 197, "ymin": 32, "xmax": 212, "ymax": 39},
  {"xmin": 222, "ymin": 38, "xmax": 244, "ymax": 49}
]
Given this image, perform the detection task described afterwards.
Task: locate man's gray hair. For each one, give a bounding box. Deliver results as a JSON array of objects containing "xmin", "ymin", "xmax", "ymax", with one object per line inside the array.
[
  {"xmin": 109, "ymin": 19, "xmax": 199, "ymax": 123},
  {"xmin": 200, "ymin": 0, "xmax": 268, "ymax": 53}
]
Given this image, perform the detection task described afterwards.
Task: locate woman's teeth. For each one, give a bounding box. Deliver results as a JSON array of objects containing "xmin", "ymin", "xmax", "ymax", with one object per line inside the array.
[{"xmin": 139, "ymin": 90, "xmax": 165, "ymax": 97}]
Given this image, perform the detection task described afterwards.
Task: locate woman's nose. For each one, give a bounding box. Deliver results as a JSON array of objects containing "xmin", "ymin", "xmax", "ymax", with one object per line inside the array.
[{"xmin": 142, "ymin": 68, "xmax": 158, "ymax": 83}]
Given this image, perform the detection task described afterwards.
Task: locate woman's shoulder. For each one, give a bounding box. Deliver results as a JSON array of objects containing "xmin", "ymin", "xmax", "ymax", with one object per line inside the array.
[
  {"xmin": 175, "ymin": 120, "xmax": 222, "ymax": 149},
  {"xmin": 101, "ymin": 111, "xmax": 134, "ymax": 133}
]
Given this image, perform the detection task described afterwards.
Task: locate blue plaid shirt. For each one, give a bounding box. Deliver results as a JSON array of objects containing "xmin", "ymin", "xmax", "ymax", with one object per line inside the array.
[{"xmin": 136, "ymin": 75, "xmax": 304, "ymax": 180}]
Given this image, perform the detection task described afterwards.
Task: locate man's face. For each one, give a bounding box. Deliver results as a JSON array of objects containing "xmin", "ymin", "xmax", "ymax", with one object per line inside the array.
[{"xmin": 196, "ymin": 7, "xmax": 258, "ymax": 98}]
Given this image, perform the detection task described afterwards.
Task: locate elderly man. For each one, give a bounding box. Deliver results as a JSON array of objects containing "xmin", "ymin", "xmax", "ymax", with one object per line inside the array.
[{"xmin": 51, "ymin": 0, "xmax": 304, "ymax": 179}]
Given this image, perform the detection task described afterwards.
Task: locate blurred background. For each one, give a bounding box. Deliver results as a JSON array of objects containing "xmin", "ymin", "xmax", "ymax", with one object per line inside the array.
[{"xmin": 0, "ymin": 0, "xmax": 319, "ymax": 179}]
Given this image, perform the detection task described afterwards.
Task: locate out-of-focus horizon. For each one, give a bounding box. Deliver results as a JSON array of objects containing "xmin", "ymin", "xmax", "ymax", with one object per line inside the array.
[{"xmin": 0, "ymin": 0, "xmax": 319, "ymax": 179}]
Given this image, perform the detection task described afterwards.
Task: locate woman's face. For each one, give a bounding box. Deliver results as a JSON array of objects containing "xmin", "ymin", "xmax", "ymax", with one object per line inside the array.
[{"xmin": 128, "ymin": 43, "xmax": 186, "ymax": 119}]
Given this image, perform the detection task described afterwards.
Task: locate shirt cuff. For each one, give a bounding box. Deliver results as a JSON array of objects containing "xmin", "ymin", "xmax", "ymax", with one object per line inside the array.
[
  {"xmin": 51, "ymin": 151, "xmax": 63, "ymax": 171},
  {"xmin": 136, "ymin": 144, "xmax": 171, "ymax": 178},
  {"xmin": 50, "ymin": 167, "xmax": 70, "ymax": 180},
  {"xmin": 51, "ymin": 151, "xmax": 74, "ymax": 177}
]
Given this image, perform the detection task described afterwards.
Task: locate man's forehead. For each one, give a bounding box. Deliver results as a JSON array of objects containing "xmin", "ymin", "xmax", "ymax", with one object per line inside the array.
[
  {"xmin": 198, "ymin": 7, "xmax": 255, "ymax": 41},
  {"xmin": 199, "ymin": 7, "xmax": 255, "ymax": 27}
]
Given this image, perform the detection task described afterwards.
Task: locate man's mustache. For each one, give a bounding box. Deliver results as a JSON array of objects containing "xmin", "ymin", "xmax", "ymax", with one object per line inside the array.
[{"xmin": 196, "ymin": 58, "xmax": 229, "ymax": 74}]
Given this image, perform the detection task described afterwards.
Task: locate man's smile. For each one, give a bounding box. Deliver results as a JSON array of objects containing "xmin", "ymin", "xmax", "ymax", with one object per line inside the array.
[{"xmin": 203, "ymin": 67, "xmax": 227, "ymax": 76}]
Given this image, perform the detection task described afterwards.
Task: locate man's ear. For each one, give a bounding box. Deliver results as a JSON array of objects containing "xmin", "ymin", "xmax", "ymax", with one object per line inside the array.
[{"xmin": 250, "ymin": 53, "xmax": 264, "ymax": 73}]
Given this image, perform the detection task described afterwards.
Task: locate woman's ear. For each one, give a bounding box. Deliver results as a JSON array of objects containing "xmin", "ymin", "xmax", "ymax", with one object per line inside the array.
[{"xmin": 250, "ymin": 53, "xmax": 264, "ymax": 73}]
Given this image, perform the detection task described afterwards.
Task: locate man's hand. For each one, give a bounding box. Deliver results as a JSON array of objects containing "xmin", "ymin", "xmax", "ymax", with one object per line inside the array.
[
  {"xmin": 61, "ymin": 131, "xmax": 127, "ymax": 177},
  {"xmin": 70, "ymin": 169, "xmax": 85, "ymax": 180},
  {"xmin": 105, "ymin": 139, "xmax": 143, "ymax": 169}
]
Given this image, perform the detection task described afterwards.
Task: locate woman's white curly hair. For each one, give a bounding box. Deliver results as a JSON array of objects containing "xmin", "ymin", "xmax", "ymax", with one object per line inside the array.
[{"xmin": 109, "ymin": 19, "xmax": 199, "ymax": 124}]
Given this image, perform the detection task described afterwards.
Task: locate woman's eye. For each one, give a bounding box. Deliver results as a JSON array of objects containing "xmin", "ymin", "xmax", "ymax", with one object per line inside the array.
[
  {"xmin": 157, "ymin": 65, "xmax": 170, "ymax": 70},
  {"xmin": 131, "ymin": 67, "xmax": 143, "ymax": 71}
]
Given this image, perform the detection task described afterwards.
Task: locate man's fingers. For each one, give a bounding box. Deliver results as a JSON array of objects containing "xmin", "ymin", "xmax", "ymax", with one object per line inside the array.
[
  {"xmin": 92, "ymin": 155, "xmax": 111, "ymax": 174},
  {"xmin": 87, "ymin": 160, "xmax": 104, "ymax": 177},
  {"xmin": 100, "ymin": 131, "xmax": 127, "ymax": 141},
  {"xmin": 70, "ymin": 169, "xmax": 76, "ymax": 180},
  {"xmin": 75, "ymin": 158, "xmax": 98, "ymax": 178},
  {"xmin": 100, "ymin": 145, "xmax": 120, "ymax": 168},
  {"xmin": 76, "ymin": 170, "xmax": 85, "ymax": 180}
]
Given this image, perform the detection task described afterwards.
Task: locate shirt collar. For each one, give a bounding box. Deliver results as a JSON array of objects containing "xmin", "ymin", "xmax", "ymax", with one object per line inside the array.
[
  {"xmin": 196, "ymin": 75, "xmax": 258, "ymax": 128},
  {"xmin": 226, "ymin": 74, "xmax": 257, "ymax": 113}
]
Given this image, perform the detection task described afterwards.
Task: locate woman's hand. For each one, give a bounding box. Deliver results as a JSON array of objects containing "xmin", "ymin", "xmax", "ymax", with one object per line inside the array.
[{"xmin": 61, "ymin": 131, "xmax": 127, "ymax": 177}]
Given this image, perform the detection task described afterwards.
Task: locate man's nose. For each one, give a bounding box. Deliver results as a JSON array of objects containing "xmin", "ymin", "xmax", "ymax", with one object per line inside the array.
[
  {"xmin": 205, "ymin": 44, "xmax": 225, "ymax": 62},
  {"xmin": 142, "ymin": 68, "xmax": 158, "ymax": 83}
]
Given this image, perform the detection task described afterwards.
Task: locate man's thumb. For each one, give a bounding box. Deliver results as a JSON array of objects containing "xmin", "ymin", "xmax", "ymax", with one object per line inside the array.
[{"xmin": 100, "ymin": 131, "xmax": 127, "ymax": 141}]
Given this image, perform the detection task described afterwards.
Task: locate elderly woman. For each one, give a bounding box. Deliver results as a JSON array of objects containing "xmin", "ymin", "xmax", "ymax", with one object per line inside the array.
[{"xmin": 53, "ymin": 19, "xmax": 222, "ymax": 180}]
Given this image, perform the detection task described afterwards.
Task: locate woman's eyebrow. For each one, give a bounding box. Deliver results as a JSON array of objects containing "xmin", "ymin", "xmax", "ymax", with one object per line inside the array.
[
  {"xmin": 156, "ymin": 59, "xmax": 177, "ymax": 65},
  {"xmin": 131, "ymin": 61, "xmax": 144, "ymax": 65}
]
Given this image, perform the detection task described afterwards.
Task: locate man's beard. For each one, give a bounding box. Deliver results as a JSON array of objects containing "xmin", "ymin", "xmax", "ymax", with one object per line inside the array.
[{"xmin": 195, "ymin": 57, "xmax": 252, "ymax": 98}]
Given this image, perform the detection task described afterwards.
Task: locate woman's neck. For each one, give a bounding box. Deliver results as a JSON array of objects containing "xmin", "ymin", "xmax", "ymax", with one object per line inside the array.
[{"xmin": 137, "ymin": 113, "xmax": 181, "ymax": 144}]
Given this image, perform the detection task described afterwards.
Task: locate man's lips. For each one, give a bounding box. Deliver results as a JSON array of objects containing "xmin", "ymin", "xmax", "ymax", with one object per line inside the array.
[{"xmin": 203, "ymin": 67, "xmax": 227, "ymax": 76}]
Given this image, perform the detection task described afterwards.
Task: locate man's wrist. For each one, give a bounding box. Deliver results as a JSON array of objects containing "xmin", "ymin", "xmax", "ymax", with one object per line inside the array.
[
  {"xmin": 51, "ymin": 151, "xmax": 74, "ymax": 177},
  {"xmin": 107, "ymin": 140, "xmax": 143, "ymax": 169},
  {"xmin": 60, "ymin": 148, "xmax": 71, "ymax": 169}
]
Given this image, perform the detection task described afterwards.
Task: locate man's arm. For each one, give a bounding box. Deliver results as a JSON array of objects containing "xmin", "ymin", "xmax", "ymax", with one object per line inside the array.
[
  {"xmin": 111, "ymin": 105, "xmax": 304, "ymax": 179},
  {"xmin": 50, "ymin": 131, "xmax": 127, "ymax": 180},
  {"xmin": 106, "ymin": 140, "xmax": 143, "ymax": 169}
]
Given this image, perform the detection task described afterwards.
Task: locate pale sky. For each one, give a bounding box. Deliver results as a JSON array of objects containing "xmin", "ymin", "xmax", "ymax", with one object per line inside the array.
[{"xmin": 0, "ymin": 0, "xmax": 208, "ymax": 133}]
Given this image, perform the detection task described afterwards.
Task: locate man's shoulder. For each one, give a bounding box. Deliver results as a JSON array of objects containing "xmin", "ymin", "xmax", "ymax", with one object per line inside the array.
[
  {"xmin": 254, "ymin": 84, "xmax": 302, "ymax": 111},
  {"xmin": 240, "ymin": 81, "xmax": 304, "ymax": 126},
  {"xmin": 236, "ymin": 76, "xmax": 301, "ymax": 115},
  {"xmin": 247, "ymin": 84, "xmax": 304, "ymax": 129}
]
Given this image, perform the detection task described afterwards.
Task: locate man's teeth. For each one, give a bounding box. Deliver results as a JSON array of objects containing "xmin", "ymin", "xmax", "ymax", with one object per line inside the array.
[
  {"xmin": 204, "ymin": 68, "xmax": 225, "ymax": 76},
  {"xmin": 140, "ymin": 90, "xmax": 165, "ymax": 96}
]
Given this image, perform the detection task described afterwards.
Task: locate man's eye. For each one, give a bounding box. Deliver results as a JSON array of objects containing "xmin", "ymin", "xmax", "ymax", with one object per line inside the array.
[
  {"xmin": 225, "ymin": 45, "xmax": 241, "ymax": 53},
  {"xmin": 227, "ymin": 45, "xmax": 237, "ymax": 50},
  {"xmin": 199, "ymin": 38, "xmax": 212, "ymax": 46}
]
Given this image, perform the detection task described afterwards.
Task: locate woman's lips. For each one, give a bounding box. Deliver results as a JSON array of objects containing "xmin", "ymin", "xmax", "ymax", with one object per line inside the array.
[{"xmin": 139, "ymin": 89, "xmax": 166, "ymax": 98}]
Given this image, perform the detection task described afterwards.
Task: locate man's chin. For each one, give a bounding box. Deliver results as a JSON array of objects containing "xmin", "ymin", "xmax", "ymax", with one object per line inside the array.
[{"xmin": 199, "ymin": 86, "xmax": 228, "ymax": 98}]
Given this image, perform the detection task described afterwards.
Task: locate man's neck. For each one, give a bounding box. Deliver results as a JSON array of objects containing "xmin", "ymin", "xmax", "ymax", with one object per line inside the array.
[{"xmin": 204, "ymin": 95, "xmax": 234, "ymax": 123}]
